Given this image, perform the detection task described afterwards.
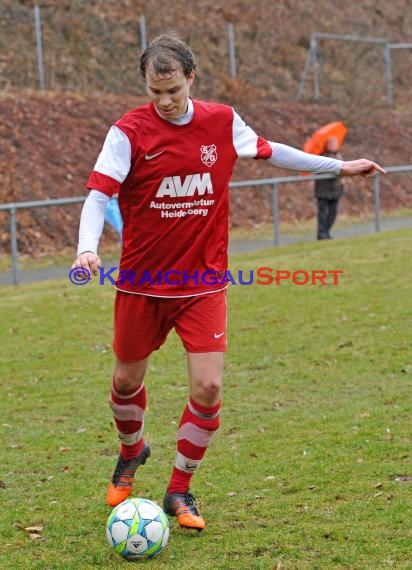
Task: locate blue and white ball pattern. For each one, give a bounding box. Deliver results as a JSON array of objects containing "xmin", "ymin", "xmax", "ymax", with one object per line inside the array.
[{"xmin": 106, "ymin": 498, "xmax": 169, "ymax": 560}]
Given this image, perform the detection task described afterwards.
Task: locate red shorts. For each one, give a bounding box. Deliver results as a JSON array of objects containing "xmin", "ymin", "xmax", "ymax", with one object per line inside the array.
[{"xmin": 113, "ymin": 290, "xmax": 227, "ymax": 362}]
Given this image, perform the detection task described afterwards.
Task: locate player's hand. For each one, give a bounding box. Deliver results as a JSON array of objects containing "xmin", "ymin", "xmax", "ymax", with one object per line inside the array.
[
  {"xmin": 72, "ymin": 251, "xmax": 101, "ymax": 277},
  {"xmin": 340, "ymin": 159, "xmax": 386, "ymax": 178}
]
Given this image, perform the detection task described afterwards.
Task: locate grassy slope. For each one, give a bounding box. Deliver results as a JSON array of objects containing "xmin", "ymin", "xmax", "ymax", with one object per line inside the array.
[{"xmin": 0, "ymin": 230, "xmax": 411, "ymax": 569}]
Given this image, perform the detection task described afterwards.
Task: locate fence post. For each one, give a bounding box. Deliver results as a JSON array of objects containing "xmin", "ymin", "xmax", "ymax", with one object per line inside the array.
[
  {"xmin": 312, "ymin": 35, "xmax": 320, "ymax": 100},
  {"xmin": 373, "ymin": 173, "xmax": 381, "ymax": 232},
  {"xmin": 227, "ymin": 23, "xmax": 237, "ymax": 78},
  {"xmin": 384, "ymin": 43, "xmax": 393, "ymax": 106},
  {"xmin": 271, "ymin": 184, "xmax": 280, "ymax": 246},
  {"xmin": 34, "ymin": 5, "xmax": 45, "ymax": 91},
  {"xmin": 297, "ymin": 39, "xmax": 313, "ymax": 100},
  {"xmin": 140, "ymin": 14, "xmax": 147, "ymax": 51},
  {"xmin": 9, "ymin": 207, "xmax": 19, "ymax": 285}
]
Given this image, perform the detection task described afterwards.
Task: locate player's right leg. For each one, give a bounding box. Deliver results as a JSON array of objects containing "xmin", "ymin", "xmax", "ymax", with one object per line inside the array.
[
  {"xmin": 107, "ymin": 357, "xmax": 151, "ymax": 507},
  {"xmin": 106, "ymin": 291, "xmax": 171, "ymax": 507}
]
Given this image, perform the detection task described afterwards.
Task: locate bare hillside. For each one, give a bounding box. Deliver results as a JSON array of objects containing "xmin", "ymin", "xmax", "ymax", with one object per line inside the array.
[{"xmin": 2, "ymin": 0, "xmax": 412, "ymax": 106}]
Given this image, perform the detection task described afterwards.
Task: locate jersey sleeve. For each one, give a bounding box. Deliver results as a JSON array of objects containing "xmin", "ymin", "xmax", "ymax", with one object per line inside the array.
[
  {"xmin": 232, "ymin": 110, "xmax": 342, "ymax": 174},
  {"xmin": 86, "ymin": 126, "xmax": 132, "ymax": 197},
  {"xmin": 268, "ymin": 142, "xmax": 343, "ymax": 174},
  {"xmin": 232, "ymin": 110, "xmax": 273, "ymax": 159},
  {"xmin": 77, "ymin": 189, "xmax": 110, "ymax": 255}
]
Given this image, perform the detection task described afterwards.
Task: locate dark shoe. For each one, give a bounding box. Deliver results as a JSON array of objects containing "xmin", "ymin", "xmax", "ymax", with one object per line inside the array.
[
  {"xmin": 163, "ymin": 491, "xmax": 205, "ymax": 531},
  {"xmin": 106, "ymin": 443, "xmax": 151, "ymax": 507}
]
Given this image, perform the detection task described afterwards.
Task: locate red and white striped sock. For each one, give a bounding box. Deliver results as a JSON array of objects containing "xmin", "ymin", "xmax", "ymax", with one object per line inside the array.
[
  {"xmin": 168, "ymin": 397, "xmax": 221, "ymax": 494},
  {"xmin": 109, "ymin": 379, "xmax": 146, "ymax": 461}
]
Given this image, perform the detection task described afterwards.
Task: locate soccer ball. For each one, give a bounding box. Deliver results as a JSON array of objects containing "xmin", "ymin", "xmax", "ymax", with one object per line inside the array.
[{"xmin": 106, "ymin": 498, "xmax": 170, "ymax": 560}]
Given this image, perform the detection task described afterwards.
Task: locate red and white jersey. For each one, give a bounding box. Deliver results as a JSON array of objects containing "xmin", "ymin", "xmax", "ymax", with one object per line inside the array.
[{"xmin": 87, "ymin": 100, "xmax": 273, "ymax": 297}]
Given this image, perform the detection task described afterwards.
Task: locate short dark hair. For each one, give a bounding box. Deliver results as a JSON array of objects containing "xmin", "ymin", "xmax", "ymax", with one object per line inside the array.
[{"xmin": 140, "ymin": 34, "xmax": 197, "ymax": 80}]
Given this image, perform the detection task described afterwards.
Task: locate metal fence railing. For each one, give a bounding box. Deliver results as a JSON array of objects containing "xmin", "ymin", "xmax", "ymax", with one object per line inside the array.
[
  {"xmin": 0, "ymin": 166, "xmax": 411, "ymax": 285},
  {"xmin": 296, "ymin": 32, "xmax": 412, "ymax": 106},
  {"xmin": 230, "ymin": 165, "xmax": 412, "ymax": 246}
]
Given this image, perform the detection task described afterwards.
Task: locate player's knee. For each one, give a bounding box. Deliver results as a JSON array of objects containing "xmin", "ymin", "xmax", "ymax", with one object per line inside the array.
[
  {"xmin": 113, "ymin": 358, "xmax": 148, "ymax": 393},
  {"xmin": 193, "ymin": 379, "xmax": 221, "ymax": 406},
  {"xmin": 112, "ymin": 370, "xmax": 145, "ymax": 393}
]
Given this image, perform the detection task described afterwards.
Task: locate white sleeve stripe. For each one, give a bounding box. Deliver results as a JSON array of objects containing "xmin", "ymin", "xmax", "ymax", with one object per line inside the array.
[
  {"xmin": 268, "ymin": 142, "xmax": 343, "ymax": 174},
  {"xmin": 93, "ymin": 126, "xmax": 132, "ymax": 183},
  {"xmin": 232, "ymin": 109, "xmax": 259, "ymax": 158},
  {"xmin": 77, "ymin": 189, "xmax": 110, "ymax": 256}
]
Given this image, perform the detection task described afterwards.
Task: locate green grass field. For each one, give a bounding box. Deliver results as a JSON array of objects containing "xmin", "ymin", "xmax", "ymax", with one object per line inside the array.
[{"xmin": 0, "ymin": 230, "xmax": 411, "ymax": 569}]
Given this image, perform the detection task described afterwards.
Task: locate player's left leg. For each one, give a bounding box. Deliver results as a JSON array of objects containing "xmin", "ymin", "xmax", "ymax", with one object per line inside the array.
[
  {"xmin": 164, "ymin": 291, "xmax": 226, "ymax": 530},
  {"xmin": 164, "ymin": 352, "xmax": 223, "ymax": 530}
]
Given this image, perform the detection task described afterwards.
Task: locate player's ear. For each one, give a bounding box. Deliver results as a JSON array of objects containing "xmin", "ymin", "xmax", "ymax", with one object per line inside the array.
[{"xmin": 187, "ymin": 71, "xmax": 195, "ymax": 87}]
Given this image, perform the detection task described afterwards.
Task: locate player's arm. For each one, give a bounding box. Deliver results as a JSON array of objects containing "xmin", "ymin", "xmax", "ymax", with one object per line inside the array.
[
  {"xmin": 232, "ymin": 110, "xmax": 385, "ymax": 177},
  {"xmin": 269, "ymin": 144, "xmax": 385, "ymax": 177},
  {"xmin": 72, "ymin": 126, "xmax": 132, "ymax": 276},
  {"xmin": 268, "ymin": 142, "xmax": 343, "ymax": 174},
  {"xmin": 72, "ymin": 190, "xmax": 109, "ymax": 275}
]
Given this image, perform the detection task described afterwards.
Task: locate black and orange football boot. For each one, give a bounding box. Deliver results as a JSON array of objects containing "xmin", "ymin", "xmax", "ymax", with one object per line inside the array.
[
  {"xmin": 106, "ymin": 443, "xmax": 151, "ymax": 507},
  {"xmin": 163, "ymin": 491, "xmax": 205, "ymax": 531}
]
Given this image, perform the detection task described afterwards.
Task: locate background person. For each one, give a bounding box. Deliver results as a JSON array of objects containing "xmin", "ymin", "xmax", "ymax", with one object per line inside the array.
[{"xmin": 315, "ymin": 136, "xmax": 344, "ymax": 239}]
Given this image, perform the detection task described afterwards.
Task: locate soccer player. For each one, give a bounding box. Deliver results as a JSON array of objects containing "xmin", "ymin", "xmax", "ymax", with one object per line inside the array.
[{"xmin": 72, "ymin": 34, "xmax": 385, "ymax": 531}]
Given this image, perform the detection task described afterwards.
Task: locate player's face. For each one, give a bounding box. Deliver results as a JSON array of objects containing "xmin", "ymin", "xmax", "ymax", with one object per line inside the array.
[{"xmin": 146, "ymin": 67, "xmax": 195, "ymax": 120}]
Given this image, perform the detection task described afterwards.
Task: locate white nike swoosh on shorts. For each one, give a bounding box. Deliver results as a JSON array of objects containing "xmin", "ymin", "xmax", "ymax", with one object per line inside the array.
[
  {"xmin": 145, "ymin": 150, "xmax": 165, "ymax": 160},
  {"xmin": 214, "ymin": 332, "xmax": 225, "ymax": 339}
]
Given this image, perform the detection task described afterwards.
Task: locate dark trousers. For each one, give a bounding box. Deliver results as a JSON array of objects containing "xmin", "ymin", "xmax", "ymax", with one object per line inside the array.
[{"xmin": 317, "ymin": 198, "xmax": 339, "ymax": 239}]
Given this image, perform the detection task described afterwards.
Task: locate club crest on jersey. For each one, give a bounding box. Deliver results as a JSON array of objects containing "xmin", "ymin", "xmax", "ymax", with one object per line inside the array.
[{"xmin": 200, "ymin": 144, "xmax": 217, "ymax": 167}]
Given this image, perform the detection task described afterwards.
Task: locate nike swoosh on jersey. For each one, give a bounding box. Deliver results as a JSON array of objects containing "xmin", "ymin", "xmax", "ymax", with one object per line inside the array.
[
  {"xmin": 214, "ymin": 332, "xmax": 225, "ymax": 339},
  {"xmin": 145, "ymin": 150, "xmax": 165, "ymax": 160}
]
